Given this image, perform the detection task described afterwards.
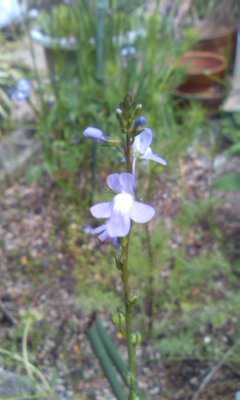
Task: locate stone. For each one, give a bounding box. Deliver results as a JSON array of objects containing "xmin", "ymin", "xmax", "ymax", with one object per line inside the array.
[
  {"xmin": 213, "ymin": 155, "xmax": 240, "ymax": 258},
  {"xmin": 0, "ymin": 370, "xmax": 36, "ymax": 399}
]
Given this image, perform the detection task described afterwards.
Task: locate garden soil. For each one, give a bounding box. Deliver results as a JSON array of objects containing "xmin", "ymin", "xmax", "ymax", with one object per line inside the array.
[{"xmin": 0, "ymin": 154, "xmax": 239, "ymax": 400}]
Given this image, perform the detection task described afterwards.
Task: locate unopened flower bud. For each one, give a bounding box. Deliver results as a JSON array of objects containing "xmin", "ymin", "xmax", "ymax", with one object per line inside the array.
[
  {"xmin": 132, "ymin": 395, "xmax": 141, "ymax": 400},
  {"xmin": 134, "ymin": 115, "xmax": 147, "ymax": 129},
  {"xmin": 133, "ymin": 115, "xmax": 147, "ymax": 135},
  {"xmin": 131, "ymin": 332, "xmax": 142, "ymax": 346},
  {"xmin": 112, "ymin": 310, "xmax": 125, "ymax": 327},
  {"xmin": 116, "ymin": 108, "xmax": 123, "ymax": 116},
  {"xmin": 123, "ymin": 92, "xmax": 135, "ymax": 109},
  {"xmin": 126, "ymin": 372, "xmax": 136, "ymax": 387},
  {"xmin": 135, "ymin": 104, "xmax": 142, "ymax": 113},
  {"xmin": 116, "ymin": 108, "xmax": 126, "ymax": 131},
  {"xmin": 129, "ymin": 291, "xmax": 140, "ymax": 306},
  {"xmin": 83, "ymin": 127, "xmax": 106, "ymax": 143},
  {"xmin": 115, "ymin": 255, "xmax": 124, "ymax": 270},
  {"xmin": 105, "ymin": 136, "xmax": 122, "ymax": 146}
]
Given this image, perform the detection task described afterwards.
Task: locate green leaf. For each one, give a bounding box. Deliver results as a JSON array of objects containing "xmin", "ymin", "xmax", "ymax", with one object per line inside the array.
[{"xmin": 214, "ymin": 172, "xmax": 240, "ymax": 192}]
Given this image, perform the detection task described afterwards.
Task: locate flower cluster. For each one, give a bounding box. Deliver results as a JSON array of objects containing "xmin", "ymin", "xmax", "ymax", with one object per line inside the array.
[{"xmin": 83, "ymin": 105, "xmax": 167, "ymax": 241}]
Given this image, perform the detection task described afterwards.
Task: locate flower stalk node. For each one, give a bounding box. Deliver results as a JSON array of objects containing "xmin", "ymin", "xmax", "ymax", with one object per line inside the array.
[
  {"xmin": 115, "ymin": 255, "xmax": 124, "ymax": 271},
  {"xmin": 126, "ymin": 372, "xmax": 136, "ymax": 387},
  {"xmin": 131, "ymin": 332, "xmax": 142, "ymax": 347},
  {"xmin": 129, "ymin": 292, "xmax": 140, "ymax": 307}
]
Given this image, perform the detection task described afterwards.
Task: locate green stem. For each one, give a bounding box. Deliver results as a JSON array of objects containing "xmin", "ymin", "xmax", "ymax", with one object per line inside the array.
[
  {"xmin": 0, "ymin": 348, "xmax": 51, "ymax": 393},
  {"xmin": 144, "ymin": 223, "xmax": 155, "ymax": 338},
  {"xmin": 22, "ymin": 319, "xmax": 34, "ymax": 381},
  {"xmin": 122, "ymin": 120, "xmax": 138, "ymax": 399},
  {"xmin": 121, "ymin": 235, "xmax": 137, "ymax": 400},
  {"xmin": 125, "ymin": 134, "xmax": 133, "ymax": 173}
]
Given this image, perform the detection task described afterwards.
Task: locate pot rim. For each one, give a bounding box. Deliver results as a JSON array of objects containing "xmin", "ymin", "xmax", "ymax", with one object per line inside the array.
[
  {"xmin": 174, "ymin": 86, "xmax": 226, "ymax": 100},
  {"xmin": 197, "ymin": 21, "xmax": 237, "ymax": 41},
  {"xmin": 30, "ymin": 27, "xmax": 77, "ymax": 50},
  {"xmin": 180, "ymin": 50, "xmax": 227, "ymax": 75}
]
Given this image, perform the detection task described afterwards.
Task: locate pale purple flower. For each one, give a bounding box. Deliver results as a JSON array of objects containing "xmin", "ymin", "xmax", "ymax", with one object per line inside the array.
[
  {"xmin": 10, "ymin": 79, "xmax": 32, "ymax": 101},
  {"xmin": 90, "ymin": 172, "xmax": 155, "ymax": 240},
  {"xmin": 83, "ymin": 127, "xmax": 106, "ymax": 143},
  {"xmin": 83, "ymin": 126, "xmax": 121, "ymax": 145},
  {"xmin": 28, "ymin": 8, "xmax": 39, "ymax": 19},
  {"xmin": 132, "ymin": 128, "xmax": 168, "ymax": 166},
  {"xmin": 68, "ymin": 36, "xmax": 77, "ymax": 46},
  {"xmin": 121, "ymin": 45, "xmax": 137, "ymax": 58}
]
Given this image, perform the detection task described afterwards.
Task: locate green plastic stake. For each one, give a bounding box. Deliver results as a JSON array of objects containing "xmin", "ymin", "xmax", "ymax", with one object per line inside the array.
[
  {"xmin": 87, "ymin": 324, "xmax": 127, "ymax": 400},
  {"xmin": 95, "ymin": 316, "xmax": 128, "ymax": 382},
  {"xmin": 95, "ymin": 317, "xmax": 143, "ymax": 398}
]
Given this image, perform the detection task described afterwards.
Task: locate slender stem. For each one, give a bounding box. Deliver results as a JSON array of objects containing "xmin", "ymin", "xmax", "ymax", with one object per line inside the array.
[
  {"xmin": 126, "ymin": 134, "xmax": 133, "ymax": 173},
  {"xmin": 121, "ymin": 118, "xmax": 139, "ymax": 399},
  {"xmin": 0, "ymin": 348, "xmax": 51, "ymax": 392},
  {"xmin": 121, "ymin": 234, "xmax": 137, "ymax": 400},
  {"xmin": 22, "ymin": 319, "xmax": 34, "ymax": 381},
  {"xmin": 144, "ymin": 223, "xmax": 155, "ymax": 338}
]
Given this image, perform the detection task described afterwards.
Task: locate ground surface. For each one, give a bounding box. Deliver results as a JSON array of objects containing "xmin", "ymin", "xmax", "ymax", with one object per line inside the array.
[
  {"xmin": 0, "ymin": 153, "xmax": 240, "ymax": 400},
  {"xmin": 0, "ymin": 25, "xmax": 240, "ymax": 400}
]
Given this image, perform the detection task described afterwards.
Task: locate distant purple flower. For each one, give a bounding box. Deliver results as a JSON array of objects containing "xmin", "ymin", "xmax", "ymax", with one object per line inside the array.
[
  {"xmin": 90, "ymin": 172, "xmax": 155, "ymax": 240},
  {"xmin": 10, "ymin": 79, "xmax": 32, "ymax": 101},
  {"xmin": 28, "ymin": 8, "xmax": 39, "ymax": 19},
  {"xmin": 68, "ymin": 36, "xmax": 77, "ymax": 46},
  {"xmin": 132, "ymin": 128, "xmax": 168, "ymax": 166},
  {"xmin": 121, "ymin": 45, "xmax": 136, "ymax": 58},
  {"xmin": 83, "ymin": 127, "xmax": 106, "ymax": 143},
  {"xmin": 134, "ymin": 115, "xmax": 147, "ymax": 129}
]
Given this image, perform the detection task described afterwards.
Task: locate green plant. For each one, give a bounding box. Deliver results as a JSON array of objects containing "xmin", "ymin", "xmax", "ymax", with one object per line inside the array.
[
  {"xmin": 38, "ymin": 4, "xmax": 75, "ymax": 38},
  {"xmin": 30, "ymin": 0, "xmax": 202, "ymax": 207},
  {"xmin": 219, "ymin": 113, "xmax": 240, "ymax": 156},
  {"xmin": 0, "ymin": 310, "xmax": 57, "ymax": 400}
]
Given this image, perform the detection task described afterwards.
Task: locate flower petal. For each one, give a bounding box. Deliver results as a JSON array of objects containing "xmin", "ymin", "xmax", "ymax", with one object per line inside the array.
[
  {"xmin": 92, "ymin": 223, "xmax": 107, "ymax": 234},
  {"xmin": 119, "ymin": 173, "xmax": 135, "ymax": 194},
  {"xmin": 133, "ymin": 128, "xmax": 152, "ymax": 154},
  {"xmin": 83, "ymin": 127, "xmax": 105, "ymax": 142},
  {"xmin": 111, "ymin": 237, "xmax": 120, "ymax": 249},
  {"xmin": 90, "ymin": 202, "xmax": 112, "ymax": 218},
  {"xmin": 107, "ymin": 173, "xmax": 122, "ymax": 193},
  {"xmin": 143, "ymin": 147, "xmax": 168, "ymax": 166},
  {"xmin": 130, "ymin": 201, "xmax": 155, "ymax": 223},
  {"xmin": 107, "ymin": 214, "xmax": 131, "ymax": 237},
  {"xmin": 98, "ymin": 230, "xmax": 109, "ymax": 241}
]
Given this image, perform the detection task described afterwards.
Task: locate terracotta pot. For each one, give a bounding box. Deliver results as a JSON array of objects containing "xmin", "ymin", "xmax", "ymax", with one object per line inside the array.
[
  {"xmin": 179, "ymin": 51, "xmax": 227, "ymax": 91},
  {"xmin": 174, "ymin": 85, "xmax": 226, "ymax": 116},
  {"xmin": 197, "ymin": 23, "xmax": 237, "ymax": 67}
]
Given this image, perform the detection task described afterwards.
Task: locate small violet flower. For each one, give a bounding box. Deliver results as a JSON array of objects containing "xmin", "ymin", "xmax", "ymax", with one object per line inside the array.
[
  {"xmin": 83, "ymin": 127, "xmax": 106, "ymax": 143},
  {"xmin": 10, "ymin": 79, "xmax": 32, "ymax": 101},
  {"xmin": 90, "ymin": 172, "xmax": 155, "ymax": 241},
  {"xmin": 132, "ymin": 128, "xmax": 168, "ymax": 166},
  {"xmin": 121, "ymin": 45, "xmax": 137, "ymax": 58},
  {"xmin": 134, "ymin": 115, "xmax": 147, "ymax": 129},
  {"xmin": 28, "ymin": 8, "xmax": 39, "ymax": 19}
]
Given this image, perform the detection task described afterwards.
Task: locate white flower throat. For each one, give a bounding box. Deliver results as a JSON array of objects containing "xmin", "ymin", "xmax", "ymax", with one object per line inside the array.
[{"xmin": 113, "ymin": 193, "xmax": 133, "ymax": 214}]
